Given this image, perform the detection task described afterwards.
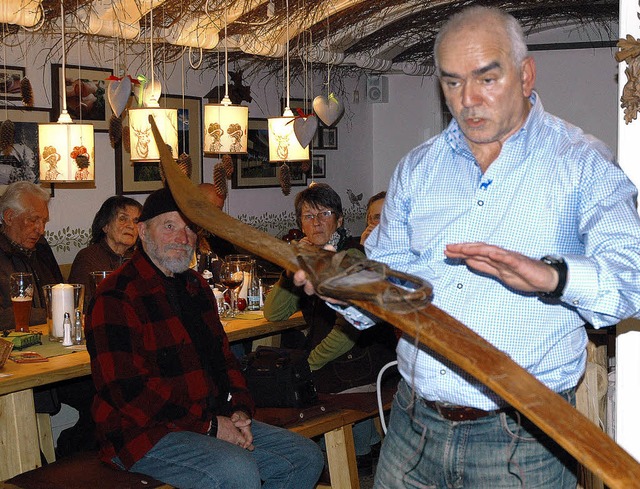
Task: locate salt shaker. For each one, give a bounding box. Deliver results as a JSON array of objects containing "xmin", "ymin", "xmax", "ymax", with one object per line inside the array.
[
  {"xmin": 73, "ymin": 310, "xmax": 83, "ymax": 345},
  {"xmin": 62, "ymin": 312, "xmax": 73, "ymax": 346}
]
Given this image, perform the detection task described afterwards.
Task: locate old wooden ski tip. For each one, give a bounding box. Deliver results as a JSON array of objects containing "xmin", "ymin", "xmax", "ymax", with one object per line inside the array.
[{"xmin": 149, "ymin": 115, "xmax": 640, "ymax": 488}]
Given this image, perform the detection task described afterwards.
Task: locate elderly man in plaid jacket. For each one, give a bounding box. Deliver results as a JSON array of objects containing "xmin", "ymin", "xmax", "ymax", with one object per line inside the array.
[{"xmin": 85, "ymin": 188, "xmax": 323, "ymax": 489}]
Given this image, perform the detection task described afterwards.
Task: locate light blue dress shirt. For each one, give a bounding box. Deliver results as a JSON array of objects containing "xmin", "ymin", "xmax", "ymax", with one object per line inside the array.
[{"xmin": 350, "ymin": 92, "xmax": 640, "ymax": 410}]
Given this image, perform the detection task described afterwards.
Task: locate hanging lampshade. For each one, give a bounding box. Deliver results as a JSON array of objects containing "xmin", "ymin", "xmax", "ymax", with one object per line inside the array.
[
  {"xmin": 127, "ymin": 6, "xmax": 178, "ymax": 163},
  {"xmin": 267, "ymin": 0, "xmax": 309, "ymax": 163},
  {"xmin": 39, "ymin": 114, "xmax": 95, "ymax": 182},
  {"xmin": 203, "ymin": 8, "xmax": 248, "ymax": 155},
  {"xmin": 128, "ymin": 105, "xmax": 178, "ymax": 162},
  {"xmin": 204, "ymin": 98, "xmax": 249, "ymax": 155},
  {"xmin": 268, "ymin": 108, "xmax": 309, "ymax": 162},
  {"xmin": 38, "ymin": 0, "xmax": 95, "ymax": 183}
]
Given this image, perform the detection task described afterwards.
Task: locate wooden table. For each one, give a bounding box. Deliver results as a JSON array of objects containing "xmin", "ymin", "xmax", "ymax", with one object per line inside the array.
[{"xmin": 0, "ymin": 312, "xmax": 305, "ymax": 481}]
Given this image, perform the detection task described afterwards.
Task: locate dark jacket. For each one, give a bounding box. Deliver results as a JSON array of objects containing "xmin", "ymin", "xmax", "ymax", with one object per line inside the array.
[
  {"xmin": 0, "ymin": 231, "xmax": 63, "ymax": 328},
  {"xmin": 85, "ymin": 249, "xmax": 254, "ymax": 469}
]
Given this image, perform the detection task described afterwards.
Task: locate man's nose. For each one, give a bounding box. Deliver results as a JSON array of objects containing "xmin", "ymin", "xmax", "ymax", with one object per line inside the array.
[{"xmin": 461, "ymin": 82, "xmax": 481, "ymax": 107}]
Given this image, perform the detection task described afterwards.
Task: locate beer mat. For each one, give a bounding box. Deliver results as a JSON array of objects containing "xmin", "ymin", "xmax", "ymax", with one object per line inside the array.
[
  {"xmin": 10, "ymin": 351, "xmax": 48, "ymax": 363},
  {"xmin": 231, "ymin": 311, "xmax": 265, "ymax": 320},
  {"xmin": 27, "ymin": 340, "xmax": 78, "ymax": 359}
]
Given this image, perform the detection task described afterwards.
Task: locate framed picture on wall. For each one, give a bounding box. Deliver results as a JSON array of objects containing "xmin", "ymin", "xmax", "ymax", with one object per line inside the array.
[
  {"xmin": 0, "ymin": 107, "xmax": 52, "ymax": 187},
  {"xmin": 232, "ymin": 118, "xmax": 307, "ymax": 189},
  {"xmin": 115, "ymin": 94, "xmax": 202, "ymax": 194},
  {"xmin": 321, "ymin": 126, "xmax": 338, "ymax": 150},
  {"xmin": 0, "ymin": 66, "xmax": 26, "ymax": 100},
  {"xmin": 311, "ymin": 154, "xmax": 326, "ymax": 178},
  {"xmin": 51, "ymin": 64, "xmax": 113, "ymax": 132}
]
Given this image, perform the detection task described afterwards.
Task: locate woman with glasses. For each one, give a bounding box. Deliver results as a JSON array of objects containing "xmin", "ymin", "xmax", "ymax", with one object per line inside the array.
[{"xmin": 263, "ymin": 184, "xmax": 397, "ymax": 477}]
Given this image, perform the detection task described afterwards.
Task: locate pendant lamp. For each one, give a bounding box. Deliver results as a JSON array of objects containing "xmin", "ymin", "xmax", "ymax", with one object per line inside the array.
[
  {"xmin": 38, "ymin": 0, "xmax": 95, "ymax": 183},
  {"xmin": 268, "ymin": 0, "xmax": 309, "ymax": 162},
  {"xmin": 203, "ymin": 5, "xmax": 248, "ymax": 155},
  {"xmin": 128, "ymin": 6, "xmax": 178, "ymax": 162}
]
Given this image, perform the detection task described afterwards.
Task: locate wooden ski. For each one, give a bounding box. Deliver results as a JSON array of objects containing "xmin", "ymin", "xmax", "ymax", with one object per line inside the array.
[{"xmin": 150, "ymin": 116, "xmax": 640, "ymax": 488}]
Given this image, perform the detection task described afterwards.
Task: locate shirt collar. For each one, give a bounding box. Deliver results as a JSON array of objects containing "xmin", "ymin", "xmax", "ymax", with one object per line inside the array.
[{"xmin": 0, "ymin": 228, "xmax": 34, "ymax": 258}]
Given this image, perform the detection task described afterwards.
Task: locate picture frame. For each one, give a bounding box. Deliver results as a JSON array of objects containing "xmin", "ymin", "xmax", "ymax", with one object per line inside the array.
[
  {"xmin": 115, "ymin": 94, "xmax": 202, "ymax": 195},
  {"xmin": 311, "ymin": 154, "xmax": 326, "ymax": 178},
  {"xmin": 321, "ymin": 126, "xmax": 338, "ymax": 150},
  {"xmin": 0, "ymin": 107, "xmax": 52, "ymax": 186},
  {"xmin": 232, "ymin": 118, "xmax": 307, "ymax": 189},
  {"xmin": 51, "ymin": 64, "xmax": 112, "ymax": 132},
  {"xmin": 0, "ymin": 66, "xmax": 26, "ymax": 100}
]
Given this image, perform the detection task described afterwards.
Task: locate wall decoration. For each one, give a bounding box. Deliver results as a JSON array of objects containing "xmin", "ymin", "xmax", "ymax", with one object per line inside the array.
[
  {"xmin": 51, "ymin": 64, "xmax": 112, "ymax": 132},
  {"xmin": 232, "ymin": 118, "xmax": 307, "ymax": 189},
  {"xmin": 321, "ymin": 126, "xmax": 338, "ymax": 150},
  {"xmin": 311, "ymin": 154, "xmax": 326, "ymax": 178},
  {"xmin": 116, "ymin": 94, "xmax": 202, "ymax": 194},
  {"xmin": 0, "ymin": 66, "xmax": 26, "ymax": 100},
  {"xmin": 0, "ymin": 107, "xmax": 51, "ymax": 186}
]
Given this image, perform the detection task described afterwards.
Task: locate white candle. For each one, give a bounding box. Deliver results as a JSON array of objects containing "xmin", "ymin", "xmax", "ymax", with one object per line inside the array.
[{"xmin": 52, "ymin": 284, "xmax": 74, "ymax": 338}]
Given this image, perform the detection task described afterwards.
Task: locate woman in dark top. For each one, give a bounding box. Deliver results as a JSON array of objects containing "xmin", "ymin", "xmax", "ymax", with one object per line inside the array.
[{"xmin": 68, "ymin": 196, "xmax": 142, "ymax": 306}]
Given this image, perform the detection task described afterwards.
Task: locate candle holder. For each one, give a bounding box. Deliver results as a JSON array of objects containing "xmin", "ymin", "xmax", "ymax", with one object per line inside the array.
[{"xmin": 43, "ymin": 283, "xmax": 84, "ymax": 342}]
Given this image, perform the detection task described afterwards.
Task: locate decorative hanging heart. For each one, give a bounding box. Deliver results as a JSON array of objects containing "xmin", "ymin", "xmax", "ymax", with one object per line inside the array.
[
  {"xmin": 293, "ymin": 114, "xmax": 318, "ymax": 148},
  {"xmin": 106, "ymin": 76, "xmax": 132, "ymax": 117},
  {"xmin": 313, "ymin": 93, "xmax": 344, "ymax": 126}
]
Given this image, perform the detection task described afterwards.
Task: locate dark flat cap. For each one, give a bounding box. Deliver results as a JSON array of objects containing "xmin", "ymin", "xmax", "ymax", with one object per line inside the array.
[{"xmin": 138, "ymin": 187, "xmax": 179, "ymax": 222}]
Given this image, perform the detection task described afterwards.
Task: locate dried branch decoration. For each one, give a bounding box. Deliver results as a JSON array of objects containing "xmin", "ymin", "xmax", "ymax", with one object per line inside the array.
[{"xmin": 616, "ymin": 35, "xmax": 640, "ymax": 124}]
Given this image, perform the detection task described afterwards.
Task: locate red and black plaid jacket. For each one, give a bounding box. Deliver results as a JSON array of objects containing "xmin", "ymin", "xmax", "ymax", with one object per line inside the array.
[{"xmin": 85, "ymin": 249, "xmax": 254, "ymax": 469}]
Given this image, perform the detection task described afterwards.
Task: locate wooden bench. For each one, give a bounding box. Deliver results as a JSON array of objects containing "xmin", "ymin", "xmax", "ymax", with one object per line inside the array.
[
  {"xmin": 0, "ymin": 451, "xmax": 173, "ymax": 489},
  {"xmin": 255, "ymin": 389, "xmax": 395, "ymax": 489}
]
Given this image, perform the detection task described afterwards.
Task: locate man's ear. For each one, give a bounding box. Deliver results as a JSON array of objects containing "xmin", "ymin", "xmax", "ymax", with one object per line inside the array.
[
  {"xmin": 137, "ymin": 222, "xmax": 146, "ymax": 241},
  {"xmin": 521, "ymin": 56, "xmax": 536, "ymax": 97},
  {"xmin": 2, "ymin": 209, "xmax": 15, "ymax": 226},
  {"xmin": 337, "ymin": 216, "xmax": 344, "ymax": 228}
]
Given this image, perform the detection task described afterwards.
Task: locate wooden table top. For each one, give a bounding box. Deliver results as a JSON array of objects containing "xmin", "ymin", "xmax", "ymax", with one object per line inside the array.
[{"xmin": 0, "ymin": 312, "xmax": 305, "ymax": 397}]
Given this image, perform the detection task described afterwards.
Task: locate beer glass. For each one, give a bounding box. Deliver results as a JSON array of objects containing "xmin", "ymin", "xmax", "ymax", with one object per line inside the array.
[{"xmin": 10, "ymin": 272, "xmax": 34, "ymax": 332}]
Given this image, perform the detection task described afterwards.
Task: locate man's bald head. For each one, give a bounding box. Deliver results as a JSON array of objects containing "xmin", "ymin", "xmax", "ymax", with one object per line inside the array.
[{"xmin": 199, "ymin": 183, "xmax": 226, "ymax": 210}]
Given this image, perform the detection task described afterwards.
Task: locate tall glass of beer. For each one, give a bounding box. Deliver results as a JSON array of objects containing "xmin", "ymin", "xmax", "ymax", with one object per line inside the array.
[{"xmin": 10, "ymin": 272, "xmax": 34, "ymax": 332}]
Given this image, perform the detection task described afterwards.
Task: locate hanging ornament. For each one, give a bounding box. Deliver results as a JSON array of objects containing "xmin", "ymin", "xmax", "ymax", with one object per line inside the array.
[
  {"xmin": 313, "ymin": 93, "xmax": 344, "ymax": 126},
  {"xmin": 221, "ymin": 154, "xmax": 234, "ymax": 178},
  {"xmin": 177, "ymin": 152, "xmax": 192, "ymax": 178},
  {"xmin": 20, "ymin": 77, "xmax": 33, "ymax": 106},
  {"xmin": 109, "ymin": 114, "xmax": 122, "ymax": 148},
  {"xmin": 0, "ymin": 120, "xmax": 15, "ymax": 156},
  {"xmin": 213, "ymin": 162, "xmax": 227, "ymax": 198},
  {"xmin": 122, "ymin": 125, "xmax": 131, "ymax": 153},
  {"xmin": 279, "ymin": 163, "xmax": 291, "ymax": 196},
  {"xmin": 293, "ymin": 111, "xmax": 318, "ymax": 148},
  {"xmin": 106, "ymin": 75, "xmax": 133, "ymax": 117}
]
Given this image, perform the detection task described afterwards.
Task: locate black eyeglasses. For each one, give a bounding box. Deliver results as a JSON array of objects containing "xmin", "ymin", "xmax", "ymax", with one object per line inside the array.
[{"xmin": 301, "ymin": 210, "xmax": 335, "ymax": 222}]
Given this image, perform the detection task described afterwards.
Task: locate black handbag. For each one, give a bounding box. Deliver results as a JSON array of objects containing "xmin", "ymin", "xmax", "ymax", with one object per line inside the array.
[{"xmin": 241, "ymin": 346, "xmax": 319, "ymax": 408}]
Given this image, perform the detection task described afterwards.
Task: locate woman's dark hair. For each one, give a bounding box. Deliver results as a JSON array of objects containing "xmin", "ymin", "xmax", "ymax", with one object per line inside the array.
[
  {"xmin": 294, "ymin": 183, "xmax": 343, "ymax": 229},
  {"xmin": 366, "ymin": 191, "xmax": 386, "ymax": 212},
  {"xmin": 90, "ymin": 196, "xmax": 142, "ymax": 244}
]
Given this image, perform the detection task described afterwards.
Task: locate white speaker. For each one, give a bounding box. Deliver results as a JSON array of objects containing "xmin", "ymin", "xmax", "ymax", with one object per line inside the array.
[{"xmin": 366, "ymin": 75, "xmax": 389, "ymax": 103}]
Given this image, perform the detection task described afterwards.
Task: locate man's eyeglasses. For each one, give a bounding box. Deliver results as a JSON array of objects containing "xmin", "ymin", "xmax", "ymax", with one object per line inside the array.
[{"xmin": 301, "ymin": 210, "xmax": 335, "ymax": 222}]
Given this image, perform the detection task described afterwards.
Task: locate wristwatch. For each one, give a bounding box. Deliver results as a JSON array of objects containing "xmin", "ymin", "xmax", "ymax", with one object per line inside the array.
[{"xmin": 537, "ymin": 256, "xmax": 567, "ymax": 299}]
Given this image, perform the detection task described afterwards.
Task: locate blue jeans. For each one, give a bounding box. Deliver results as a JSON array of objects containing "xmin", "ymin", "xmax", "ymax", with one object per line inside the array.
[
  {"xmin": 374, "ymin": 379, "xmax": 577, "ymax": 489},
  {"xmin": 115, "ymin": 421, "xmax": 323, "ymax": 489}
]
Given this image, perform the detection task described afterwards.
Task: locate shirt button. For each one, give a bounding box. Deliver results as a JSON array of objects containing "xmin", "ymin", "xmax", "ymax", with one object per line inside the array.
[
  {"xmin": 456, "ymin": 283, "xmax": 463, "ymax": 289},
  {"xmin": 572, "ymin": 299, "xmax": 580, "ymax": 306},
  {"xmin": 477, "ymin": 200, "xmax": 484, "ymax": 206},
  {"xmin": 440, "ymin": 369, "xmax": 446, "ymax": 375}
]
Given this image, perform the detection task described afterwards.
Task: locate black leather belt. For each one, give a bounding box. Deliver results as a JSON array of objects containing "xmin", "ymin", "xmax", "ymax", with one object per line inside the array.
[{"xmin": 424, "ymin": 400, "xmax": 513, "ymax": 422}]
